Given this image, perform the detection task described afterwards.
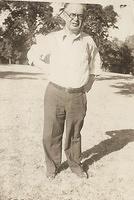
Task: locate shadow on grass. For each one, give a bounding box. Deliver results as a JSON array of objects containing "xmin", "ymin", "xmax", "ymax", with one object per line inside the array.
[
  {"xmin": 59, "ymin": 129, "xmax": 134, "ymax": 172},
  {"xmin": 110, "ymin": 82, "xmax": 134, "ymax": 96},
  {"xmin": 0, "ymin": 71, "xmax": 45, "ymax": 80}
]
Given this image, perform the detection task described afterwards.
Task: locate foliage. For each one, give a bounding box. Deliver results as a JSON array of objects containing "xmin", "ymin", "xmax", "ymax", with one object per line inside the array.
[
  {"xmin": 83, "ymin": 4, "xmax": 118, "ymax": 47},
  {"xmin": 125, "ymin": 35, "xmax": 134, "ymax": 51},
  {"xmin": 2, "ymin": 1, "xmax": 133, "ymax": 76},
  {"xmin": 0, "ymin": 37, "xmax": 12, "ymax": 64},
  {"xmin": 0, "ymin": 1, "xmax": 119, "ymax": 64},
  {"xmin": 125, "ymin": 35, "xmax": 134, "ymax": 74},
  {"xmin": 102, "ymin": 38, "xmax": 134, "ymax": 74},
  {"xmin": 0, "ymin": 1, "xmax": 58, "ymax": 64}
]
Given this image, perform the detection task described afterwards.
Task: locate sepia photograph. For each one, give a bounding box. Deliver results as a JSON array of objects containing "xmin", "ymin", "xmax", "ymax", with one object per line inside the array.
[{"xmin": 0, "ymin": 0, "xmax": 134, "ymax": 199}]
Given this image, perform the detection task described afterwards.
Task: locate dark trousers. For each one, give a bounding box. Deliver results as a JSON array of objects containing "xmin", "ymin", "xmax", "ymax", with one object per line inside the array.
[{"xmin": 43, "ymin": 82, "xmax": 87, "ymax": 174}]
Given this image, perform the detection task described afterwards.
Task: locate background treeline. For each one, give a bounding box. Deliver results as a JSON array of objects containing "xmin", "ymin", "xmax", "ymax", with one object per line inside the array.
[{"xmin": 0, "ymin": 1, "xmax": 134, "ymax": 74}]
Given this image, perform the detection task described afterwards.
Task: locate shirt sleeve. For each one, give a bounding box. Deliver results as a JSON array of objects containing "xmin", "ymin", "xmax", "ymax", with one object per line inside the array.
[
  {"xmin": 88, "ymin": 39, "xmax": 102, "ymax": 76},
  {"xmin": 27, "ymin": 34, "xmax": 52, "ymax": 66}
]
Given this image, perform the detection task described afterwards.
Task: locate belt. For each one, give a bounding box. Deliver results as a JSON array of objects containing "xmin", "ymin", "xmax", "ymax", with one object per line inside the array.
[{"xmin": 50, "ymin": 82, "xmax": 85, "ymax": 93}]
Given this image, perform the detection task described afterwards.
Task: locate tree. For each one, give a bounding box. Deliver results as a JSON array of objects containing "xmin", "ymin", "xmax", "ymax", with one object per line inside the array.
[
  {"xmin": 0, "ymin": 2, "xmax": 118, "ymax": 65},
  {"xmin": 125, "ymin": 35, "xmax": 134, "ymax": 74},
  {"xmin": 0, "ymin": 1, "xmax": 56, "ymax": 64},
  {"xmin": 101, "ymin": 38, "xmax": 134, "ymax": 74},
  {"xmin": 83, "ymin": 4, "xmax": 118, "ymax": 72},
  {"xmin": 0, "ymin": 33, "xmax": 12, "ymax": 64},
  {"xmin": 83, "ymin": 4, "xmax": 118, "ymax": 46},
  {"xmin": 125, "ymin": 35, "xmax": 134, "ymax": 51}
]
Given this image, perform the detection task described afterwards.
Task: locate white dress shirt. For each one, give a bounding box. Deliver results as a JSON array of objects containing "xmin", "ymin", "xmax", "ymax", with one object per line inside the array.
[{"xmin": 27, "ymin": 29, "xmax": 102, "ymax": 88}]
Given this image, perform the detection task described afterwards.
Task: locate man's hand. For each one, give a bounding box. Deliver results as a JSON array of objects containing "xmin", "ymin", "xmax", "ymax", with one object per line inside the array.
[{"xmin": 84, "ymin": 74, "xmax": 95, "ymax": 93}]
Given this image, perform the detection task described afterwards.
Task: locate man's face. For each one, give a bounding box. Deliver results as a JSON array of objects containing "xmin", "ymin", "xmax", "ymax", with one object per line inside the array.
[{"xmin": 64, "ymin": 4, "xmax": 85, "ymax": 34}]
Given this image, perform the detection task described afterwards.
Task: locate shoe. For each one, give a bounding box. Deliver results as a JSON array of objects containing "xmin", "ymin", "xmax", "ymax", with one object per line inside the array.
[
  {"xmin": 71, "ymin": 166, "xmax": 88, "ymax": 179},
  {"xmin": 74, "ymin": 170, "xmax": 88, "ymax": 179}
]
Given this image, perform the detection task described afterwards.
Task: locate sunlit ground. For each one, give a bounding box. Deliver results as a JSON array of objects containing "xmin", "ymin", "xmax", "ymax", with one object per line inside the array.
[{"xmin": 0, "ymin": 64, "xmax": 134, "ymax": 200}]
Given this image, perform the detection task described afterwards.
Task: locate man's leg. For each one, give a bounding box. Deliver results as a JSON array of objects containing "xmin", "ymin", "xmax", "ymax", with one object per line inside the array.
[
  {"xmin": 64, "ymin": 92, "xmax": 87, "ymax": 177},
  {"xmin": 43, "ymin": 83, "xmax": 65, "ymax": 178}
]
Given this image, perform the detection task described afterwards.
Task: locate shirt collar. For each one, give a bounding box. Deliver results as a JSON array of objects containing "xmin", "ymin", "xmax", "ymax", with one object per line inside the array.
[{"xmin": 60, "ymin": 29, "xmax": 81, "ymax": 41}]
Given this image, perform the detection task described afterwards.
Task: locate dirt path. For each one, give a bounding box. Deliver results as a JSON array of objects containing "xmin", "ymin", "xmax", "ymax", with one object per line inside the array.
[{"xmin": 0, "ymin": 65, "xmax": 134, "ymax": 200}]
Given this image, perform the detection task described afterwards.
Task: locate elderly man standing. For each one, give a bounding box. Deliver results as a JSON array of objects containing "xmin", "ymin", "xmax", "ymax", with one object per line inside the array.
[{"xmin": 27, "ymin": 3, "xmax": 101, "ymax": 180}]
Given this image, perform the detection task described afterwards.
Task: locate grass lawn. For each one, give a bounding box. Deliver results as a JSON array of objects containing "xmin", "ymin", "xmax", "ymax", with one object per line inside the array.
[{"xmin": 0, "ymin": 65, "xmax": 134, "ymax": 200}]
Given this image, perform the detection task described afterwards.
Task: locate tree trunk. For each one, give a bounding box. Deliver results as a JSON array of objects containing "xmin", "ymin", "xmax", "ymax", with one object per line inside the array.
[{"xmin": 9, "ymin": 58, "xmax": 11, "ymax": 64}]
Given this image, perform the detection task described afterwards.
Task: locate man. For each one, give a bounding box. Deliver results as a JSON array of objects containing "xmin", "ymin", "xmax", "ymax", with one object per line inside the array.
[{"xmin": 27, "ymin": 3, "xmax": 102, "ymax": 179}]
